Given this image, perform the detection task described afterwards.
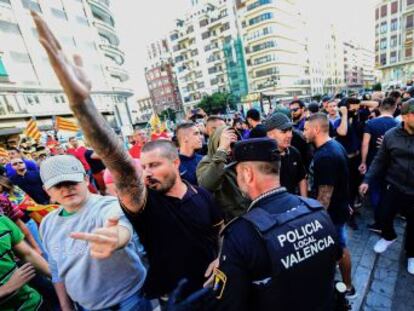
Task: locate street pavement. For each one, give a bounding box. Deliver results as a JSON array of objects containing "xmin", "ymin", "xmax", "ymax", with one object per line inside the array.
[{"xmin": 345, "ymin": 208, "xmax": 414, "ymax": 311}]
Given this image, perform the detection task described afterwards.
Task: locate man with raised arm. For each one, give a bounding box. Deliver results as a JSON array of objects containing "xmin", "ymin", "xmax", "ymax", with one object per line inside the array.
[{"xmin": 32, "ymin": 12, "xmax": 223, "ymax": 304}]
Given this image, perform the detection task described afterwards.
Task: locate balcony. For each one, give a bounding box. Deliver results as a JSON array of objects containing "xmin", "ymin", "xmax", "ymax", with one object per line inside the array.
[
  {"xmin": 94, "ymin": 20, "xmax": 119, "ymax": 45},
  {"xmin": 106, "ymin": 65, "xmax": 129, "ymax": 82},
  {"xmin": 88, "ymin": 0, "xmax": 112, "ymax": 17},
  {"xmin": 100, "ymin": 43, "xmax": 125, "ymax": 64}
]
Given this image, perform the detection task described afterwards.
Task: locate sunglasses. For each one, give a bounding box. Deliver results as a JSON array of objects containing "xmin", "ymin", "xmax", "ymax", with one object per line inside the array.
[
  {"xmin": 11, "ymin": 161, "xmax": 24, "ymax": 166},
  {"xmin": 290, "ymin": 108, "xmax": 300, "ymax": 112}
]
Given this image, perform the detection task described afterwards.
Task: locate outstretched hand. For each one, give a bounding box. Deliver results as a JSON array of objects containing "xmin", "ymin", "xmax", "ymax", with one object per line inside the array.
[
  {"xmin": 70, "ymin": 217, "xmax": 121, "ymax": 259},
  {"xmin": 31, "ymin": 11, "xmax": 91, "ymax": 105}
]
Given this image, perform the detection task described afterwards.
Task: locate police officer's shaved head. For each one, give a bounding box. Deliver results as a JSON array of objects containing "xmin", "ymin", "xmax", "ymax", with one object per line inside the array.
[
  {"xmin": 142, "ymin": 140, "xmax": 178, "ymax": 161},
  {"xmin": 307, "ymin": 113, "xmax": 329, "ymax": 133}
]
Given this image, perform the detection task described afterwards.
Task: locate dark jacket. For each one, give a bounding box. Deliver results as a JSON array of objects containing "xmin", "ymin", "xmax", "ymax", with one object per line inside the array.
[
  {"xmin": 196, "ymin": 126, "xmax": 250, "ymax": 220},
  {"xmin": 364, "ymin": 123, "xmax": 414, "ymax": 195}
]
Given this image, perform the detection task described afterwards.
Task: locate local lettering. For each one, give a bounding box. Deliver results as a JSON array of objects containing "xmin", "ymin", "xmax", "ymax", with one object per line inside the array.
[
  {"xmin": 277, "ymin": 220, "xmax": 323, "ymax": 247},
  {"xmin": 281, "ymin": 235, "xmax": 335, "ymax": 269}
]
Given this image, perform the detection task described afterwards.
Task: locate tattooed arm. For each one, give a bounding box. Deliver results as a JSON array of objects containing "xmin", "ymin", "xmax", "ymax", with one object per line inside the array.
[
  {"xmin": 317, "ymin": 185, "xmax": 334, "ymax": 210},
  {"xmin": 32, "ymin": 12, "xmax": 146, "ymax": 213}
]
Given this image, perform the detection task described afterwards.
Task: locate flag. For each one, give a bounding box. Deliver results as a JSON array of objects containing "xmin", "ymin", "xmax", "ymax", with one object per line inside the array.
[
  {"xmin": 56, "ymin": 116, "xmax": 80, "ymax": 132},
  {"xmin": 0, "ymin": 147, "xmax": 8, "ymax": 158},
  {"xmin": 24, "ymin": 119, "xmax": 41, "ymax": 140},
  {"xmin": 148, "ymin": 113, "xmax": 161, "ymax": 131}
]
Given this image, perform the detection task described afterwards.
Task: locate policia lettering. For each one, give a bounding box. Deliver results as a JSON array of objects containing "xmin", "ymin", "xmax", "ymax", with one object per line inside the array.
[{"xmin": 277, "ymin": 220, "xmax": 335, "ymax": 269}]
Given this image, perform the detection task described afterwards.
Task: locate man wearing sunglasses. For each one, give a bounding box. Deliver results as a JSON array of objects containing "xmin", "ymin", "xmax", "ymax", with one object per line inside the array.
[
  {"xmin": 9, "ymin": 158, "xmax": 50, "ymax": 205},
  {"xmin": 289, "ymin": 100, "xmax": 306, "ymax": 132},
  {"xmin": 39, "ymin": 155, "xmax": 149, "ymax": 311}
]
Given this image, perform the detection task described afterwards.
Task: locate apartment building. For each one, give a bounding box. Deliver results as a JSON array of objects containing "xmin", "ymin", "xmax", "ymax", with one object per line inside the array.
[
  {"xmin": 145, "ymin": 38, "xmax": 182, "ymax": 114},
  {"xmin": 236, "ymin": 0, "xmax": 311, "ymax": 98},
  {"xmin": 0, "ymin": 0, "xmax": 132, "ymax": 142},
  {"xmin": 168, "ymin": 0, "xmax": 248, "ymax": 110},
  {"xmin": 375, "ymin": 0, "xmax": 414, "ymax": 87}
]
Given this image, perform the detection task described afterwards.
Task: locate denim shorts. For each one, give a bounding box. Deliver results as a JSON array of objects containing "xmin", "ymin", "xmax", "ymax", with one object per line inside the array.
[{"xmin": 335, "ymin": 224, "xmax": 347, "ymax": 249}]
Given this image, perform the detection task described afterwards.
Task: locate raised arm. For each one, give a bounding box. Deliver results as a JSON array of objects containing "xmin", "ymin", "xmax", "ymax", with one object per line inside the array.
[{"xmin": 32, "ymin": 12, "xmax": 146, "ymax": 213}]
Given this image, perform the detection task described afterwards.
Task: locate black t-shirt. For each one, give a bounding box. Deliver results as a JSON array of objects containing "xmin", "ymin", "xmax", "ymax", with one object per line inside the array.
[
  {"xmin": 311, "ymin": 140, "xmax": 350, "ymax": 224},
  {"xmin": 123, "ymin": 185, "xmax": 223, "ymax": 298},
  {"xmin": 280, "ymin": 146, "xmax": 307, "ymax": 194},
  {"xmin": 291, "ymin": 129, "xmax": 313, "ymax": 171},
  {"xmin": 248, "ymin": 124, "xmax": 267, "ymax": 138},
  {"xmin": 84, "ymin": 149, "xmax": 105, "ymax": 174}
]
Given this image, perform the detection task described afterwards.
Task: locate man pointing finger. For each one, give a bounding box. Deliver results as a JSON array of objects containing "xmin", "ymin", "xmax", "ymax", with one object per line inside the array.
[{"xmin": 39, "ymin": 155, "xmax": 150, "ymax": 311}]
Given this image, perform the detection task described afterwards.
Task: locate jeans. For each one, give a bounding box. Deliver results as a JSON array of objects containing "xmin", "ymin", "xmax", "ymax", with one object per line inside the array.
[
  {"xmin": 369, "ymin": 179, "xmax": 383, "ymax": 224},
  {"xmin": 378, "ymin": 184, "xmax": 414, "ymax": 257},
  {"xmin": 75, "ymin": 292, "xmax": 152, "ymax": 311}
]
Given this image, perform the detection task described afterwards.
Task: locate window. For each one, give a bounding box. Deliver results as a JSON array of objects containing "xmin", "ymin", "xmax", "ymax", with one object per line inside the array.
[
  {"xmin": 391, "ymin": 1, "xmax": 398, "ymax": 14},
  {"xmin": 220, "ymin": 22, "xmax": 230, "ymax": 32},
  {"xmin": 9, "ymin": 52, "xmax": 31, "ymax": 63},
  {"xmin": 380, "ymin": 54, "xmax": 386, "ymax": 65},
  {"xmin": 390, "ymin": 51, "xmax": 397, "ymax": 63},
  {"xmin": 380, "ymin": 22, "xmax": 387, "ymax": 33},
  {"xmin": 170, "ymin": 33, "xmax": 179, "ymax": 41},
  {"xmin": 76, "ymin": 15, "xmax": 89, "ymax": 26},
  {"xmin": 380, "ymin": 38, "xmax": 387, "ymax": 50},
  {"xmin": 380, "ymin": 4, "xmax": 387, "ymax": 17},
  {"xmin": 391, "ymin": 18, "xmax": 398, "ymax": 31},
  {"xmin": 251, "ymin": 40, "xmax": 276, "ymax": 52},
  {"xmin": 199, "ymin": 19, "xmax": 208, "ymax": 27},
  {"xmin": 21, "ymin": 0, "xmax": 41, "ymax": 12},
  {"xmin": 51, "ymin": 7, "xmax": 67, "ymax": 20},
  {"xmin": 247, "ymin": 0, "xmax": 272, "ymax": 11},
  {"xmin": 0, "ymin": 57, "xmax": 7, "ymax": 77},
  {"xmin": 249, "ymin": 12, "xmax": 273, "ymax": 26},
  {"xmin": 0, "ymin": 0, "xmax": 11, "ymax": 4},
  {"xmin": 256, "ymin": 67, "xmax": 279, "ymax": 78},
  {"xmin": 0, "ymin": 20, "xmax": 21, "ymax": 34},
  {"xmin": 406, "ymin": 47, "xmax": 412, "ymax": 58},
  {"xmin": 390, "ymin": 35, "xmax": 398, "ymax": 47},
  {"xmin": 201, "ymin": 31, "xmax": 210, "ymax": 39},
  {"xmin": 408, "ymin": 0, "xmax": 414, "ymax": 6},
  {"xmin": 375, "ymin": 8, "xmax": 379, "ymax": 20},
  {"xmin": 407, "ymin": 15, "xmax": 414, "ymax": 29}
]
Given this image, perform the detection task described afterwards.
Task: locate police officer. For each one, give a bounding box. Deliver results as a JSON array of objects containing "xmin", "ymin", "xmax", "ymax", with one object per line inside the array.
[{"xmin": 213, "ymin": 138, "xmax": 342, "ymax": 311}]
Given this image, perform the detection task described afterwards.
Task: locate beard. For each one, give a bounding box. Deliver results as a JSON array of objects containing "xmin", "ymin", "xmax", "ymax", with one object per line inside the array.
[
  {"xmin": 147, "ymin": 172, "xmax": 177, "ymax": 194},
  {"xmin": 292, "ymin": 113, "xmax": 303, "ymax": 122}
]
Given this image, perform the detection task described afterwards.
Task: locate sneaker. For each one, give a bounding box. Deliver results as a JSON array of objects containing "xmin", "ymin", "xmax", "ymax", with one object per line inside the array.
[
  {"xmin": 345, "ymin": 286, "xmax": 357, "ymax": 299},
  {"xmin": 367, "ymin": 223, "xmax": 382, "ymax": 234},
  {"xmin": 374, "ymin": 238, "xmax": 397, "ymax": 253},
  {"xmin": 408, "ymin": 258, "xmax": 414, "ymax": 275}
]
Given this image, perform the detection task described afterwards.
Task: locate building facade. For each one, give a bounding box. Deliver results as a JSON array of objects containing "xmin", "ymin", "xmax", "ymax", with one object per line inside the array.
[
  {"xmin": 0, "ymin": 0, "xmax": 132, "ymax": 142},
  {"xmin": 168, "ymin": 0, "xmax": 248, "ymax": 110},
  {"xmin": 145, "ymin": 38, "xmax": 182, "ymax": 114},
  {"xmin": 135, "ymin": 96, "xmax": 153, "ymax": 122},
  {"xmin": 236, "ymin": 0, "xmax": 311, "ymax": 99},
  {"xmin": 375, "ymin": 0, "xmax": 414, "ymax": 87}
]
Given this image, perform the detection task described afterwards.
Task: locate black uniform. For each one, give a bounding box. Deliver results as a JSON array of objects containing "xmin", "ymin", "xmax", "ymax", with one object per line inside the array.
[{"xmin": 215, "ymin": 188, "xmax": 341, "ymax": 311}]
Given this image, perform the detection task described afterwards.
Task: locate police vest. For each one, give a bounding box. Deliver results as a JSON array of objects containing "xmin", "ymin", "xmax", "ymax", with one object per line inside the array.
[{"xmin": 242, "ymin": 196, "xmax": 338, "ymax": 311}]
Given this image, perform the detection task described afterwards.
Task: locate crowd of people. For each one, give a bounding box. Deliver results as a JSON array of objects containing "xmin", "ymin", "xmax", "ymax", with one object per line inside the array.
[{"xmin": 0, "ymin": 11, "xmax": 413, "ymax": 311}]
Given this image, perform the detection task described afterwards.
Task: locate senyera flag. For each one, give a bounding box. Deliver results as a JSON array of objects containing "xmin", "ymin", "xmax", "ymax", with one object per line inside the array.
[
  {"xmin": 24, "ymin": 119, "xmax": 42, "ymax": 140},
  {"xmin": 56, "ymin": 116, "xmax": 80, "ymax": 132}
]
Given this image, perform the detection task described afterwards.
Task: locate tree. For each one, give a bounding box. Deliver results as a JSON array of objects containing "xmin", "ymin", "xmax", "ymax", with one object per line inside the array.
[
  {"xmin": 197, "ymin": 92, "xmax": 237, "ymax": 115},
  {"xmin": 372, "ymin": 82, "xmax": 382, "ymax": 91},
  {"xmin": 159, "ymin": 108, "xmax": 177, "ymax": 123}
]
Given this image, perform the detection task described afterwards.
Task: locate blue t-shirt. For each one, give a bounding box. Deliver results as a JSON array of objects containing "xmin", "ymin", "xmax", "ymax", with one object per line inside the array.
[
  {"xmin": 5, "ymin": 159, "xmax": 38, "ymax": 179},
  {"xmin": 364, "ymin": 116, "xmax": 398, "ymax": 166},
  {"xmin": 179, "ymin": 153, "xmax": 202, "ymax": 185},
  {"xmin": 10, "ymin": 171, "xmax": 49, "ymax": 204},
  {"xmin": 310, "ymin": 140, "xmax": 350, "ymax": 224}
]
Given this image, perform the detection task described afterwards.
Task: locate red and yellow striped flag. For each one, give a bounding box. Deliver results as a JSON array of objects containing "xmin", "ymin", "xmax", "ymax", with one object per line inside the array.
[
  {"xmin": 24, "ymin": 119, "xmax": 41, "ymax": 140},
  {"xmin": 56, "ymin": 116, "xmax": 79, "ymax": 132},
  {"xmin": 0, "ymin": 147, "xmax": 8, "ymax": 158}
]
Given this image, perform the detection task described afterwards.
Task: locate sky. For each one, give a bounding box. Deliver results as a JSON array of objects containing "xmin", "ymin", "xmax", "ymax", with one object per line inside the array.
[{"xmin": 112, "ymin": 0, "xmax": 378, "ymax": 99}]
